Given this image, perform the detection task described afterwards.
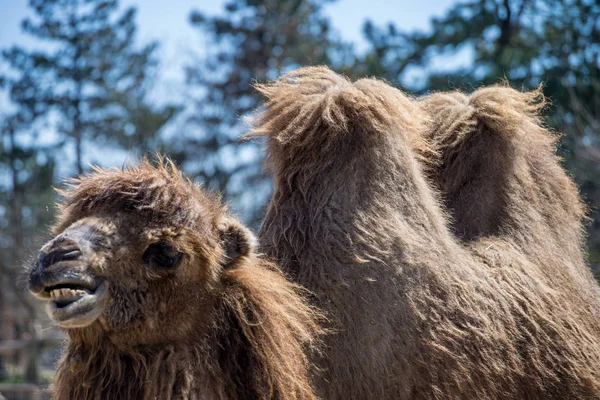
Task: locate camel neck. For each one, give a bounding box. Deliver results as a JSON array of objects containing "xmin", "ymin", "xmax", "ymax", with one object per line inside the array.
[
  {"xmin": 261, "ymin": 132, "xmax": 457, "ymax": 276},
  {"xmin": 52, "ymin": 337, "xmax": 225, "ymax": 399}
]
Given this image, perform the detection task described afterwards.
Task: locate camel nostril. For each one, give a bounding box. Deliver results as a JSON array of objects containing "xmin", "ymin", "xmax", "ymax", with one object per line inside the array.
[
  {"xmin": 37, "ymin": 237, "xmax": 83, "ymax": 272},
  {"xmin": 38, "ymin": 247, "xmax": 82, "ymax": 271}
]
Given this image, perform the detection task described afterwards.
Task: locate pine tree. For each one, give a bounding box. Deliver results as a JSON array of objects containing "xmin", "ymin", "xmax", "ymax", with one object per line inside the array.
[
  {"xmin": 182, "ymin": 0, "xmax": 352, "ymax": 226},
  {"xmin": 2, "ymin": 0, "xmax": 160, "ymax": 174},
  {"xmin": 110, "ymin": 80, "xmax": 181, "ymax": 158}
]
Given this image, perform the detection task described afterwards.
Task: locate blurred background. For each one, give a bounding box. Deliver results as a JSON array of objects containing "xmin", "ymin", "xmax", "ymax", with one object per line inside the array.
[{"xmin": 0, "ymin": 0, "xmax": 599, "ymax": 398}]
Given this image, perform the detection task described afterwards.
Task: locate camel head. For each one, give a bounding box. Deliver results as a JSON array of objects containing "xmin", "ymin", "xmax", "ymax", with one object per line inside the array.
[{"xmin": 28, "ymin": 160, "xmax": 254, "ymax": 345}]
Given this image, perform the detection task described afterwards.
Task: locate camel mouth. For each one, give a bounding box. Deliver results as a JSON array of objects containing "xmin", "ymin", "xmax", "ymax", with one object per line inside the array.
[{"xmin": 45, "ymin": 280, "xmax": 108, "ymax": 328}]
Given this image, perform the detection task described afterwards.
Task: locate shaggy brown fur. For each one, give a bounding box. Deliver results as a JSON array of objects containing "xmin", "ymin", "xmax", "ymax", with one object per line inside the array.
[
  {"xmin": 420, "ymin": 87, "xmax": 588, "ymax": 268},
  {"xmin": 29, "ymin": 160, "xmax": 322, "ymax": 400},
  {"xmin": 251, "ymin": 66, "xmax": 600, "ymax": 399}
]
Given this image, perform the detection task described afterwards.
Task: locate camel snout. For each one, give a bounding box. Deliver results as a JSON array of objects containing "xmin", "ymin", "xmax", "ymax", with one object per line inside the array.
[{"xmin": 29, "ymin": 234, "xmax": 91, "ymax": 297}]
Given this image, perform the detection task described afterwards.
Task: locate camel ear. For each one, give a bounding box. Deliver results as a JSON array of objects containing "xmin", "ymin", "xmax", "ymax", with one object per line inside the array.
[{"xmin": 218, "ymin": 217, "xmax": 257, "ymax": 268}]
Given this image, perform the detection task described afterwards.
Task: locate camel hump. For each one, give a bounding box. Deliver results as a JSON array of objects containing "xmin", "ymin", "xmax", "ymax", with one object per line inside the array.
[
  {"xmin": 469, "ymin": 84, "xmax": 548, "ymax": 132},
  {"xmin": 421, "ymin": 85, "xmax": 555, "ymax": 156},
  {"xmin": 247, "ymin": 66, "xmax": 433, "ymax": 160}
]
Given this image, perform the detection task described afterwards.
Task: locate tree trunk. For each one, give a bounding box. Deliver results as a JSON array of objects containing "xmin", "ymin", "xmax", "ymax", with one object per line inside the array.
[
  {"xmin": 0, "ymin": 287, "xmax": 7, "ymax": 381},
  {"xmin": 74, "ymin": 93, "xmax": 83, "ymax": 175},
  {"xmin": 75, "ymin": 119, "xmax": 83, "ymax": 175},
  {"xmin": 7, "ymin": 126, "xmax": 40, "ymax": 384}
]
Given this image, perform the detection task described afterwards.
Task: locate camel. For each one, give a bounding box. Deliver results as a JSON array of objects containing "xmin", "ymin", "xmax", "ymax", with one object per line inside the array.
[
  {"xmin": 27, "ymin": 160, "xmax": 322, "ymax": 400},
  {"xmin": 250, "ymin": 66, "xmax": 600, "ymax": 399}
]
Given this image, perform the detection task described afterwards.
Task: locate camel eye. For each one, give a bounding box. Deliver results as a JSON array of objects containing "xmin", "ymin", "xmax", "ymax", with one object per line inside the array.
[{"xmin": 143, "ymin": 242, "xmax": 183, "ymax": 270}]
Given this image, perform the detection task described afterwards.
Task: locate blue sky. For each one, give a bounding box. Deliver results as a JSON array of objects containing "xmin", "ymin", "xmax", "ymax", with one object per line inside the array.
[
  {"xmin": 1, "ymin": 0, "xmax": 461, "ymax": 97},
  {"xmin": 0, "ymin": 0, "xmax": 463, "ymax": 176},
  {"xmin": 1, "ymin": 0, "xmax": 461, "ymax": 49}
]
